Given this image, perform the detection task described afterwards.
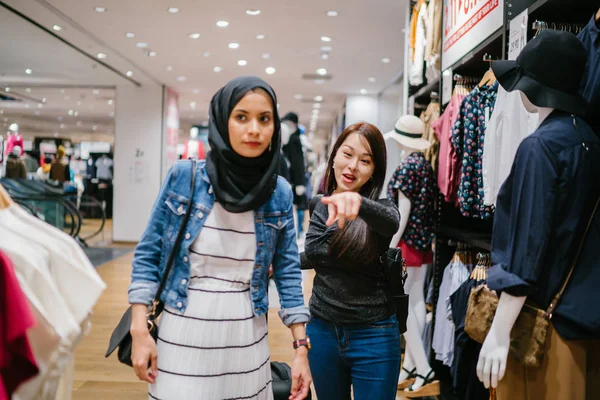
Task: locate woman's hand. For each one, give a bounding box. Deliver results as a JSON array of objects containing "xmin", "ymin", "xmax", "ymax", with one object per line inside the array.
[
  {"xmin": 289, "ymin": 349, "xmax": 312, "ymax": 400},
  {"xmin": 131, "ymin": 329, "xmax": 158, "ymax": 383},
  {"xmin": 130, "ymin": 304, "xmax": 158, "ymax": 383},
  {"xmin": 321, "ymin": 192, "xmax": 362, "ymax": 228}
]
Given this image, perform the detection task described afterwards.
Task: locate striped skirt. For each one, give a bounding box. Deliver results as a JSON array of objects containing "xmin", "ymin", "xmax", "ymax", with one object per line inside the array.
[{"xmin": 149, "ymin": 276, "xmax": 273, "ymax": 400}]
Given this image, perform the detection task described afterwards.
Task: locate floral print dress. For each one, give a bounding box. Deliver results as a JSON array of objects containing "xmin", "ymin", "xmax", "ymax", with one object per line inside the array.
[
  {"xmin": 451, "ymin": 82, "xmax": 499, "ymax": 220},
  {"xmin": 387, "ymin": 152, "xmax": 436, "ymax": 265}
]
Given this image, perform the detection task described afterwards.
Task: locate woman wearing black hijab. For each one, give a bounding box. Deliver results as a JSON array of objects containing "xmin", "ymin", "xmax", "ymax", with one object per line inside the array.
[{"xmin": 128, "ymin": 76, "xmax": 312, "ymax": 400}]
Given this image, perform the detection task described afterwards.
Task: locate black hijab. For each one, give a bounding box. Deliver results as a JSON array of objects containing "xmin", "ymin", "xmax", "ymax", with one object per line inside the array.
[{"xmin": 206, "ymin": 76, "xmax": 281, "ymax": 213}]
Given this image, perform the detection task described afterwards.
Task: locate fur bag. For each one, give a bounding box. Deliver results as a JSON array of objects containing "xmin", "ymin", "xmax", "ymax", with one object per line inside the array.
[{"xmin": 465, "ymin": 285, "xmax": 550, "ymax": 368}]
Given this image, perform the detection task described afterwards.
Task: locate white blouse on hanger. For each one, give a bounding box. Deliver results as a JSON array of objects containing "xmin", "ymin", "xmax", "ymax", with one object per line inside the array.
[{"xmin": 482, "ymin": 86, "xmax": 539, "ymax": 206}]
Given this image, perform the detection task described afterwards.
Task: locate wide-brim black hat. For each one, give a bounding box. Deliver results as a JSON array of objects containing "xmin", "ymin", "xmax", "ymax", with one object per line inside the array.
[{"xmin": 492, "ymin": 30, "xmax": 588, "ymax": 115}]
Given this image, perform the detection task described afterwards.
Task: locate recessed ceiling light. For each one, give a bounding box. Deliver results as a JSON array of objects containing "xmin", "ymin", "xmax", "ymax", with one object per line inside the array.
[
  {"xmin": 262, "ymin": 53, "xmax": 271, "ymax": 59},
  {"xmin": 61, "ymin": 88, "xmax": 66, "ymax": 93},
  {"xmin": 4, "ymin": 87, "xmax": 9, "ymax": 92},
  {"xmin": 265, "ymin": 67, "xmax": 276, "ymax": 75},
  {"xmin": 190, "ymin": 101, "xmax": 197, "ymax": 109},
  {"xmin": 74, "ymin": 111, "xmax": 79, "ymax": 117},
  {"xmin": 42, "ymin": 97, "xmax": 47, "ymax": 103},
  {"xmin": 327, "ymin": 10, "xmax": 339, "ymax": 17},
  {"xmin": 316, "ymin": 68, "xmax": 327, "ymax": 76},
  {"xmin": 148, "ymin": 51, "xmax": 157, "ymax": 57},
  {"xmin": 25, "ymin": 69, "xmax": 32, "ymax": 74},
  {"xmin": 217, "ymin": 20, "xmax": 229, "ymax": 27},
  {"xmin": 54, "ymin": 132, "xmax": 59, "ymax": 137},
  {"xmin": 213, "ymin": 66, "xmax": 222, "ymax": 73},
  {"xmin": 94, "ymin": 7, "xmax": 106, "ymax": 12},
  {"xmin": 294, "ymin": 94, "xmax": 302, "ymax": 100},
  {"xmin": 188, "ymin": 33, "xmax": 200, "ymax": 39},
  {"xmin": 203, "ymin": 52, "xmax": 210, "ymax": 57},
  {"xmin": 25, "ymin": 88, "xmax": 31, "ymax": 93},
  {"xmin": 126, "ymin": 32, "xmax": 135, "ymax": 38},
  {"xmin": 246, "ymin": 9, "xmax": 261, "ymax": 15},
  {"xmin": 167, "ymin": 7, "xmax": 179, "ymax": 14},
  {"xmin": 108, "ymin": 99, "xmax": 113, "ymax": 105},
  {"xmin": 97, "ymin": 53, "xmax": 107, "ymax": 59},
  {"xmin": 60, "ymin": 124, "xmax": 65, "ymax": 129},
  {"xmin": 320, "ymin": 46, "xmax": 332, "ymax": 52},
  {"xmin": 93, "ymin": 125, "xmax": 98, "ymax": 131},
  {"xmin": 177, "ymin": 76, "xmax": 187, "ymax": 81},
  {"xmin": 229, "ymin": 42, "xmax": 240, "ymax": 49},
  {"xmin": 126, "ymin": 71, "xmax": 134, "ymax": 77},
  {"xmin": 68, "ymin": 110, "xmax": 74, "ymax": 116},
  {"xmin": 93, "ymin": 89, "xmax": 100, "ymax": 95},
  {"xmin": 360, "ymin": 89, "xmax": 368, "ymax": 95},
  {"xmin": 368, "ymin": 77, "xmax": 376, "ymax": 83},
  {"xmin": 53, "ymin": 25, "xmax": 63, "ymax": 31},
  {"xmin": 193, "ymin": 89, "xmax": 199, "ymax": 94},
  {"xmin": 238, "ymin": 60, "xmax": 248, "ymax": 66},
  {"xmin": 321, "ymin": 53, "xmax": 329, "ymax": 60},
  {"xmin": 166, "ymin": 65, "xmax": 173, "ymax": 71},
  {"xmin": 315, "ymin": 79, "xmax": 325, "ymax": 84},
  {"xmin": 381, "ymin": 57, "xmax": 391, "ymax": 63},
  {"xmin": 314, "ymin": 95, "xmax": 323, "ymax": 102},
  {"xmin": 136, "ymin": 42, "xmax": 149, "ymax": 48},
  {"xmin": 256, "ymin": 34, "xmax": 265, "ymax": 40},
  {"xmin": 37, "ymin": 104, "xmax": 43, "ymax": 108},
  {"xmin": 313, "ymin": 103, "xmax": 321, "ymax": 109},
  {"xmin": 321, "ymin": 36, "xmax": 332, "ymax": 42}
]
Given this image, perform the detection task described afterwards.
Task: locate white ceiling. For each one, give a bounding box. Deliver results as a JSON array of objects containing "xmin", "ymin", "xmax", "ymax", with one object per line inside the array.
[{"xmin": 2, "ymin": 0, "xmax": 405, "ymax": 136}]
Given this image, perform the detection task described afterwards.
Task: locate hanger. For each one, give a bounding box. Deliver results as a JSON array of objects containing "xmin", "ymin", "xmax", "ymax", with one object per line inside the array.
[
  {"xmin": 0, "ymin": 183, "xmax": 14, "ymax": 209},
  {"xmin": 478, "ymin": 54, "xmax": 497, "ymax": 88}
]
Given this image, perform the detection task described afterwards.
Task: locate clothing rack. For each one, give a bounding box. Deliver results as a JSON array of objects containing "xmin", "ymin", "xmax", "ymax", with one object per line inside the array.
[{"xmin": 532, "ymin": 20, "xmax": 586, "ymax": 36}]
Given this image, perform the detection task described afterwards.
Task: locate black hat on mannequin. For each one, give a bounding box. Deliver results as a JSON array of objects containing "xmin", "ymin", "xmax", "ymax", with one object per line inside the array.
[
  {"xmin": 281, "ymin": 112, "xmax": 299, "ymax": 125},
  {"xmin": 492, "ymin": 30, "xmax": 589, "ymax": 115}
]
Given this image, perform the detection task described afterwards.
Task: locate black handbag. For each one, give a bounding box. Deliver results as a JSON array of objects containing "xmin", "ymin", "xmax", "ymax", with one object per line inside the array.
[
  {"xmin": 105, "ymin": 160, "xmax": 197, "ymax": 366},
  {"xmin": 271, "ymin": 362, "xmax": 312, "ymax": 400},
  {"xmin": 381, "ymin": 247, "xmax": 409, "ymax": 334}
]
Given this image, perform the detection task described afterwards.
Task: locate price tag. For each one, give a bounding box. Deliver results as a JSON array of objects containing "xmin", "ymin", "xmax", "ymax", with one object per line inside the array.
[
  {"xmin": 509, "ymin": 9, "xmax": 528, "ymax": 61},
  {"xmin": 442, "ymin": 69, "xmax": 453, "ymax": 105}
]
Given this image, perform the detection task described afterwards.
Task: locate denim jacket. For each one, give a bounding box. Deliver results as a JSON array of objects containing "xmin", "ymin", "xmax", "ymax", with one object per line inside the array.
[{"xmin": 128, "ymin": 160, "xmax": 311, "ymax": 326}]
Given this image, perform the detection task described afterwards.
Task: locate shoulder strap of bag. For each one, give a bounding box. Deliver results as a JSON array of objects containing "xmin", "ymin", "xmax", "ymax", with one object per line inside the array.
[
  {"xmin": 546, "ymin": 195, "xmax": 600, "ymax": 318},
  {"xmin": 149, "ymin": 160, "xmax": 197, "ymax": 318}
]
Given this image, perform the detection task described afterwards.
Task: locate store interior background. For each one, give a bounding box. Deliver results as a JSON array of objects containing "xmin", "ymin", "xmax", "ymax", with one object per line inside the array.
[
  {"xmin": 0, "ymin": 0, "xmax": 405, "ymax": 247},
  {"xmin": 3, "ymin": 0, "xmax": 598, "ymax": 399}
]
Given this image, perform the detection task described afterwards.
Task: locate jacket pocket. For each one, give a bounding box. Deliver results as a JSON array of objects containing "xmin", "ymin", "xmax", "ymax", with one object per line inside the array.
[
  {"xmin": 263, "ymin": 216, "xmax": 290, "ymax": 230},
  {"xmin": 165, "ymin": 193, "xmax": 188, "ymax": 216}
]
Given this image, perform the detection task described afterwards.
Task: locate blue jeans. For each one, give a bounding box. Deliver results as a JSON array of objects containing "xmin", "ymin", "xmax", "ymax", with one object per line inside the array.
[{"xmin": 307, "ymin": 316, "xmax": 401, "ymax": 400}]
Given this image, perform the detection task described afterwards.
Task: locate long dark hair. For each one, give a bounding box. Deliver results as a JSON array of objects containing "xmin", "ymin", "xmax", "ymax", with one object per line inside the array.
[{"xmin": 323, "ymin": 122, "xmax": 387, "ymax": 263}]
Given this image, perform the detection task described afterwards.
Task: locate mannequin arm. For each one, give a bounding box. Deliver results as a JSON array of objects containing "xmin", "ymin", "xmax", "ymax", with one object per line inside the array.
[
  {"xmin": 476, "ymin": 292, "xmax": 527, "ymax": 389},
  {"xmin": 390, "ymin": 190, "xmax": 411, "ymax": 247}
]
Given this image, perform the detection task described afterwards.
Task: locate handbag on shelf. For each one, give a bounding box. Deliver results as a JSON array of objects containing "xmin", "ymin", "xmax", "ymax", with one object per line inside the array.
[
  {"xmin": 465, "ymin": 195, "xmax": 600, "ymax": 368},
  {"xmin": 105, "ymin": 159, "xmax": 197, "ymax": 367}
]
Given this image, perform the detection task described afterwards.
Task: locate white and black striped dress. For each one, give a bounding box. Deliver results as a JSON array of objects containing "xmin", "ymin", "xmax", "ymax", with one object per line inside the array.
[{"xmin": 149, "ymin": 203, "xmax": 273, "ymax": 400}]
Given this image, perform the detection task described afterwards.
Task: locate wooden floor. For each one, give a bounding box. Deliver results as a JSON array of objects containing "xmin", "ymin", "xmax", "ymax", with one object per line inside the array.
[{"xmin": 72, "ymin": 221, "xmax": 413, "ymax": 399}]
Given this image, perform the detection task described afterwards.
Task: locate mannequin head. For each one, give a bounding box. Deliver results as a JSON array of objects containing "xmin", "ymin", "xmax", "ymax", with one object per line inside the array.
[
  {"xmin": 519, "ymin": 91, "xmax": 554, "ymax": 127},
  {"xmin": 281, "ymin": 112, "xmax": 299, "ymax": 133},
  {"xmin": 389, "ymin": 114, "xmax": 429, "ymax": 159},
  {"xmin": 190, "ymin": 126, "xmax": 199, "ymax": 139},
  {"xmin": 281, "ymin": 122, "xmax": 292, "ymax": 147},
  {"xmin": 8, "ymin": 123, "xmax": 18, "ymax": 135}
]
